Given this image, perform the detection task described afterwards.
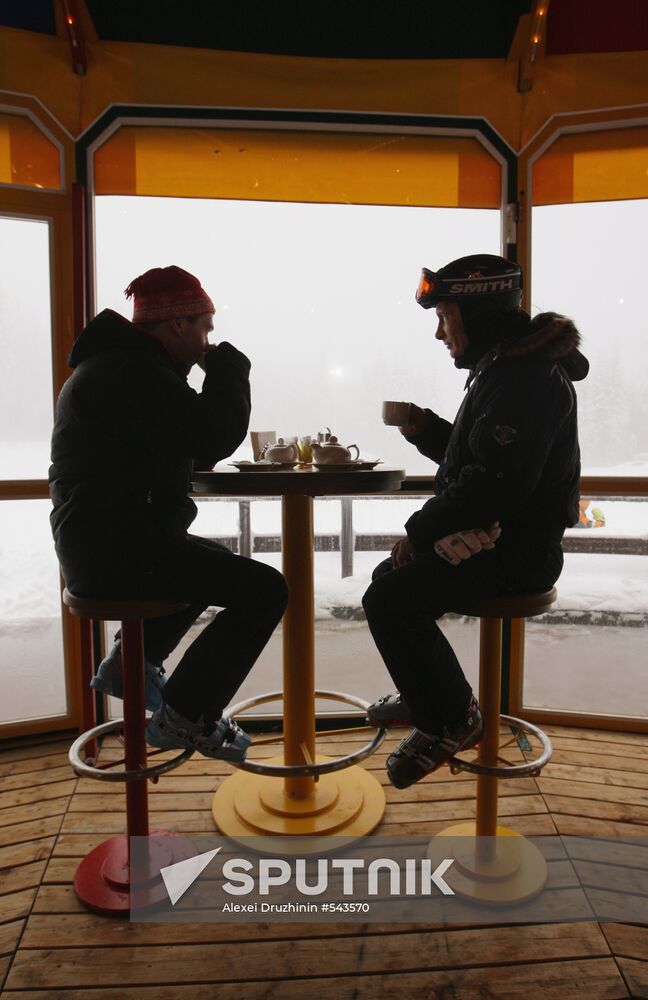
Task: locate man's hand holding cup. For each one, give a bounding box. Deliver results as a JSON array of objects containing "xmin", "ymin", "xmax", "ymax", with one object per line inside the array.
[{"xmin": 382, "ymin": 400, "xmax": 427, "ymax": 438}]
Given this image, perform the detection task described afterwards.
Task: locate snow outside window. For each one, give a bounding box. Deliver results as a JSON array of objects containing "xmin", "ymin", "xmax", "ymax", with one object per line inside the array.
[
  {"xmin": 0, "ymin": 217, "xmax": 64, "ymax": 728},
  {"xmin": 0, "ymin": 215, "xmax": 53, "ymax": 478},
  {"xmin": 95, "ymin": 196, "xmax": 501, "ymax": 475},
  {"xmin": 0, "ymin": 499, "xmax": 66, "ymax": 724},
  {"xmin": 530, "ymin": 202, "xmax": 648, "ymax": 721},
  {"xmin": 522, "ymin": 498, "xmax": 648, "ymax": 720},
  {"xmin": 533, "ymin": 199, "xmax": 648, "ymax": 476}
]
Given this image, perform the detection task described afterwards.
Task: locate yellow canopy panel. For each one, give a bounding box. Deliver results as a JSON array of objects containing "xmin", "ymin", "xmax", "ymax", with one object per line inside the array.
[
  {"xmin": 93, "ymin": 127, "xmax": 501, "ymax": 209},
  {"xmin": 533, "ymin": 126, "xmax": 648, "ymax": 205},
  {"xmin": 0, "ymin": 111, "xmax": 61, "ymax": 190}
]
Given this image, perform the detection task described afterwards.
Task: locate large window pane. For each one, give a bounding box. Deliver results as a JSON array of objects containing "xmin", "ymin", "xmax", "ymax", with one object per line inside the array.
[
  {"xmin": 523, "ymin": 498, "xmax": 648, "ymax": 720},
  {"xmin": 532, "ymin": 199, "xmax": 648, "ymax": 475},
  {"xmin": 0, "ymin": 499, "xmax": 66, "ymax": 724},
  {"xmin": 0, "ymin": 216, "xmax": 53, "ymax": 478},
  {"xmin": 95, "ymin": 196, "xmax": 500, "ymax": 474}
]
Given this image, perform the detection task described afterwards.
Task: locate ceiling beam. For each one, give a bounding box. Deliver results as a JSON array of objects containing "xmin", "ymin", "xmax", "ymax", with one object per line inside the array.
[
  {"xmin": 55, "ymin": 0, "xmax": 95, "ymax": 74},
  {"xmin": 509, "ymin": 0, "xmax": 551, "ymax": 94}
]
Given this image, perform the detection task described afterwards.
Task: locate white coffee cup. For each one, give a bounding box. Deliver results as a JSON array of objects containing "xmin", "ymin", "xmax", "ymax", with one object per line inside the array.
[
  {"xmin": 250, "ymin": 431, "xmax": 276, "ymax": 462},
  {"xmin": 382, "ymin": 400, "xmax": 412, "ymax": 426}
]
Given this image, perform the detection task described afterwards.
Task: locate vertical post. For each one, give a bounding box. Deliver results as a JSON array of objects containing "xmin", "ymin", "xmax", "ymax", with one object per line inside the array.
[
  {"xmin": 500, "ymin": 619, "xmax": 512, "ymax": 715},
  {"xmin": 508, "ymin": 618, "xmax": 526, "ymax": 716},
  {"xmin": 340, "ymin": 497, "xmax": 354, "ymax": 578},
  {"xmin": 60, "ymin": 0, "xmax": 88, "ymax": 74},
  {"xmin": 281, "ymin": 493, "xmax": 316, "ymax": 800},
  {"xmin": 71, "ymin": 182, "xmax": 86, "ymax": 339},
  {"xmin": 79, "ymin": 617, "xmax": 97, "ymax": 761},
  {"xmin": 121, "ymin": 619, "xmax": 149, "ymax": 846},
  {"xmin": 476, "ymin": 616, "xmax": 502, "ymax": 854},
  {"xmin": 238, "ymin": 499, "xmax": 251, "ymax": 558}
]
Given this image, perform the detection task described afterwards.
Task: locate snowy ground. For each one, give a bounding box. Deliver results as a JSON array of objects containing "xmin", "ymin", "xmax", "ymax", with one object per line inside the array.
[{"xmin": 2, "ymin": 497, "xmax": 647, "ymax": 726}]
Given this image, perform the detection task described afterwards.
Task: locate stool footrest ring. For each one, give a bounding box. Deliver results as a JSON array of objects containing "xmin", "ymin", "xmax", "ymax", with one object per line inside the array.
[
  {"xmin": 226, "ymin": 689, "xmax": 386, "ymax": 777},
  {"xmin": 447, "ymin": 714, "xmax": 552, "ymax": 779},
  {"xmin": 69, "ymin": 719, "xmax": 194, "ymax": 781}
]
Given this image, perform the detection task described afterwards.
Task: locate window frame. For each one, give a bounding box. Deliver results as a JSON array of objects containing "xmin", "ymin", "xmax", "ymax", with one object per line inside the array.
[{"xmin": 0, "ymin": 98, "xmax": 78, "ymax": 740}]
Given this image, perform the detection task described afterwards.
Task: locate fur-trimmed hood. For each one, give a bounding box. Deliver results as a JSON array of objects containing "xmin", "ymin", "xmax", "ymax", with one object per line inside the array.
[{"xmin": 484, "ymin": 310, "xmax": 589, "ymax": 382}]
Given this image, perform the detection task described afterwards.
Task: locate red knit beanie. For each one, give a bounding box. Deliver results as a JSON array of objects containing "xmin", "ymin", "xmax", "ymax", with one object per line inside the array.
[{"xmin": 124, "ymin": 266, "xmax": 215, "ymax": 323}]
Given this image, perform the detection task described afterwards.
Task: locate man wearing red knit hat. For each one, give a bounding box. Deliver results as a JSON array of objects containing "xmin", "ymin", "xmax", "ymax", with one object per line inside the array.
[{"xmin": 49, "ymin": 266, "xmax": 288, "ymax": 761}]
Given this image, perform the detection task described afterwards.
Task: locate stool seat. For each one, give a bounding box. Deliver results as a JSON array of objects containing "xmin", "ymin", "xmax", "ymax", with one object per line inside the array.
[
  {"xmin": 63, "ymin": 588, "xmax": 188, "ymax": 621},
  {"xmin": 451, "ymin": 587, "xmax": 556, "ymax": 620}
]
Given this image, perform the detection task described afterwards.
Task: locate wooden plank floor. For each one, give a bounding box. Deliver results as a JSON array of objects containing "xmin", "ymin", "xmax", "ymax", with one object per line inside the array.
[{"xmin": 1, "ymin": 724, "xmax": 647, "ymax": 999}]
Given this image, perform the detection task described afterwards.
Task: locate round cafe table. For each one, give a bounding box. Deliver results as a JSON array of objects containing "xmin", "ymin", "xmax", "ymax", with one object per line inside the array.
[{"xmin": 192, "ymin": 465, "xmax": 405, "ymax": 844}]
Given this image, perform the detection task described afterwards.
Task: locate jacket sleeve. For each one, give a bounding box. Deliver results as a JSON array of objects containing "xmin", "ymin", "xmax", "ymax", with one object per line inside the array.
[
  {"xmin": 404, "ymin": 408, "xmax": 454, "ymax": 464},
  {"xmin": 405, "ymin": 365, "xmax": 573, "ymax": 552},
  {"xmin": 191, "ymin": 342, "xmax": 252, "ymax": 466},
  {"xmin": 99, "ymin": 341, "xmax": 252, "ymax": 468}
]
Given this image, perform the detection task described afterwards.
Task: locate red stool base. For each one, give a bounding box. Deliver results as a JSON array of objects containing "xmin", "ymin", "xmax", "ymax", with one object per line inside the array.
[{"xmin": 73, "ymin": 829, "xmax": 197, "ymax": 916}]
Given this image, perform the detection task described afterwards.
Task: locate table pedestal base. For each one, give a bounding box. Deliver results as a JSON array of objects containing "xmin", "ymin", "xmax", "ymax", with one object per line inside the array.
[
  {"xmin": 212, "ymin": 755, "xmax": 385, "ymax": 849},
  {"xmin": 427, "ymin": 822, "xmax": 548, "ymax": 904}
]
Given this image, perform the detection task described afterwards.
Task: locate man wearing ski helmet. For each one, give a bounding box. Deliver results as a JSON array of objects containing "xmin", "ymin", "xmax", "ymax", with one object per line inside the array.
[{"xmin": 363, "ymin": 253, "xmax": 588, "ymax": 789}]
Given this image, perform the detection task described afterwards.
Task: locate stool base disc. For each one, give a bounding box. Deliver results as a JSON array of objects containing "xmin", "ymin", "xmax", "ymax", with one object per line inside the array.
[
  {"xmin": 212, "ymin": 755, "xmax": 385, "ymax": 851},
  {"xmin": 428, "ymin": 822, "xmax": 548, "ymax": 905},
  {"xmin": 74, "ymin": 829, "xmax": 197, "ymax": 915}
]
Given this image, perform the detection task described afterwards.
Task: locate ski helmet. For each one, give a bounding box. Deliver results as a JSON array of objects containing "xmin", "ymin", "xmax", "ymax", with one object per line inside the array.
[{"xmin": 415, "ymin": 254, "xmax": 523, "ymax": 313}]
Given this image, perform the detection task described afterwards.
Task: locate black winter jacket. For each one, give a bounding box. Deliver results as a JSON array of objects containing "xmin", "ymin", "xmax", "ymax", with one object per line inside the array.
[
  {"xmin": 49, "ymin": 309, "xmax": 251, "ymax": 584},
  {"xmin": 405, "ymin": 311, "xmax": 588, "ymax": 555}
]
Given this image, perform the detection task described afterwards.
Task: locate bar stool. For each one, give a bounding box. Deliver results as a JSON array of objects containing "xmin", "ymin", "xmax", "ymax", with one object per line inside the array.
[
  {"xmin": 64, "ymin": 589, "xmax": 197, "ymax": 916},
  {"xmin": 427, "ymin": 588, "xmax": 556, "ymax": 904}
]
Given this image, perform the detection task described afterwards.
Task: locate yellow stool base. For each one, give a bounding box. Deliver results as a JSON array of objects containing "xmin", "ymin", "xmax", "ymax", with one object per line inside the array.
[
  {"xmin": 428, "ymin": 821, "xmax": 548, "ymax": 904},
  {"xmin": 212, "ymin": 755, "xmax": 386, "ymax": 852}
]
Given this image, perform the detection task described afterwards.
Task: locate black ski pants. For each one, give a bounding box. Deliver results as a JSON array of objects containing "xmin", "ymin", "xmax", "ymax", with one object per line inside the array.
[{"xmin": 362, "ymin": 540, "xmax": 561, "ymax": 736}]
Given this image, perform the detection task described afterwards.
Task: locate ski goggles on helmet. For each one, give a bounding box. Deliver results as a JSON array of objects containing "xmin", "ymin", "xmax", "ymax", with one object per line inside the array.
[
  {"xmin": 415, "ymin": 263, "xmax": 523, "ymax": 310},
  {"xmin": 415, "ymin": 268, "xmax": 444, "ymax": 309}
]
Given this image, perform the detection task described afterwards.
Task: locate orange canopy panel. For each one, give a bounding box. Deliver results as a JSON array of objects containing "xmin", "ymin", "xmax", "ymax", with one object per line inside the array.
[
  {"xmin": 533, "ymin": 126, "xmax": 648, "ymax": 205},
  {"xmin": 0, "ymin": 111, "xmax": 61, "ymax": 190},
  {"xmin": 93, "ymin": 126, "xmax": 501, "ymax": 209}
]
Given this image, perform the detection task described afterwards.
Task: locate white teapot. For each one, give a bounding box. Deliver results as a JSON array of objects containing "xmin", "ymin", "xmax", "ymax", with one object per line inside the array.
[
  {"xmin": 262, "ymin": 438, "xmax": 299, "ymax": 463},
  {"xmin": 311, "ymin": 436, "xmax": 360, "ymax": 464}
]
